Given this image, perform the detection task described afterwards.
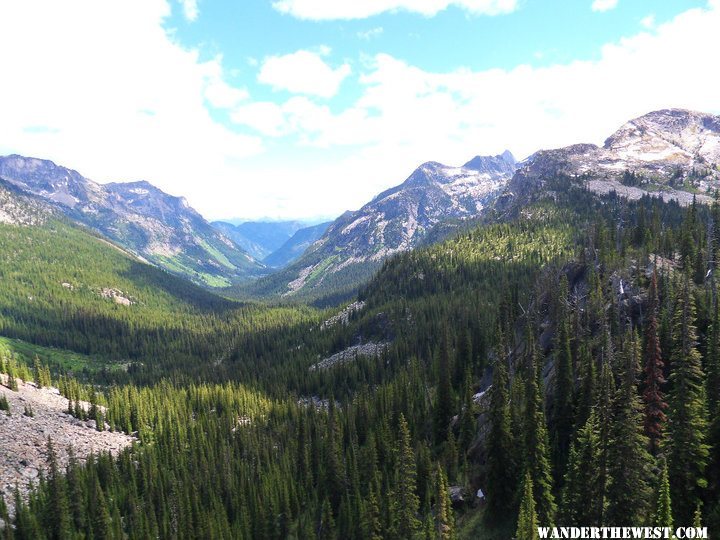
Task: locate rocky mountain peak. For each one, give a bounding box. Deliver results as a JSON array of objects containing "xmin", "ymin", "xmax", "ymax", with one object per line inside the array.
[
  {"xmin": 604, "ymin": 108, "xmax": 720, "ymax": 165},
  {"xmin": 0, "ymin": 154, "xmax": 265, "ymax": 286},
  {"xmin": 501, "ymin": 109, "xmax": 720, "ymax": 215},
  {"xmin": 463, "ymin": 151, "xmax": 517, "ymax": 174},
  {"xmin": 260, "ymin": 152, "xmax": 517, "ymax": 299}
]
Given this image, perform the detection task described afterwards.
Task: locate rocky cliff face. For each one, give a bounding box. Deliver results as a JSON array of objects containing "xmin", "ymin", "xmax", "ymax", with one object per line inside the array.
[
  {"xmin": 260, "ymin": 152, "xmax": 517, "ymax": 298},
  {"xmin": 0, "ymin": 155, "xmax": 265, "ymax": 287},
  {"xmin": 503, "ymin": 109, "xmax": 720, "ymax": 210}
]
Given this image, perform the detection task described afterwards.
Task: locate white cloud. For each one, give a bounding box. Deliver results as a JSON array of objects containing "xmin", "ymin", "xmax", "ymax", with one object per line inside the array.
[
  {"xmin": 231, "ymin": 1, "xmax": 720, "ymax": 219},
  {"xmin": 640, "ymin": 14, "xmax": 655, "ymax": 28},
  {"xmin": 592, "ymin": 0, "xmax": 618, "ymax": 12},
  {"xmin": 258, "ymin": 50, "xmax": 352, "ymax": 98},
  {"xmin": 178, "ymin": 0, "xmax": 199, "ymax": 21},
  {"xmin": 1, "ymin": 0, "xmax": 720, "ymax": 222},
  {"xmin": 357, "ymin": 27, "xmax": 384, "ymax": 40},
  {"xmin": 271, "ymin": 0, "xmax": 518, "ymax": 20},
  {"xmin": 0, "ymin": 0, "xmax": 262, "ymax": 219}
]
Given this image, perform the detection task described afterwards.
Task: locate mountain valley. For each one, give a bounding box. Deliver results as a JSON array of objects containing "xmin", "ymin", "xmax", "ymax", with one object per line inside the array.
[{"xmin": 2, "ymin": 108, "xmax": 720, "ymax": 539}]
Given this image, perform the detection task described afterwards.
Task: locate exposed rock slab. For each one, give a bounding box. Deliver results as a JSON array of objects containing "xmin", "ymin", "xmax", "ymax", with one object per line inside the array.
[{"xmin": 0, "ymin": 376, "xmax": 134, "ymax": 516}]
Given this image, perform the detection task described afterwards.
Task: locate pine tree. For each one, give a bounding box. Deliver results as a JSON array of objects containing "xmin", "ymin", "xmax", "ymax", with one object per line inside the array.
[
  {"xmin": 706, "ymin": 291, "xmax": 720, "ymax": 499},
  {"xmin": 605, "ymin": 331, "xmax": 653, "ymax": 525},
  {"xmin": 434, "ymin": 465, "xmax": 455, "ymax": 540},
  {"xmin": 458, "ymin": 369, "xmax": 476, "ymax": 451},
  {"xmin": 574, "ymin": 343, "xmax": 595, "ymax": 432},
  {"xmin": 362, "ymin": 479, "xmax": 383, "ymax": 540},
  {"xmin": 594, "ymin": 355, "xmax": 616, "ymax": 525},
  {"xmin": 46, "ymin": 438, "xmax": 72, "ymax": 540},
  {"xmin": 551, "ymin": 276, "xmax": 574, "ymax": 478},
  {"xmin": 396, "ymin": 414, "xmax": 421, "ymax": 539},
  {"xmin": 654, "ymin": 457, "xmax": 673, "ymax": 530},
  {"xmin": 516, "ymin": 472, "xmax": 539, "ymax": 540},
  {"xmin": 561, "ymin": 413, "xmax": 600, "ymax": 525},
  {"xmin": 326, "ymin": 399, "xmax": 347, "ymax": 510},
  {"xmin": 434, "ymin": 329, "xmax": 454, "ymax": 444},
  {"xmin": 0, "ymin": 493, "xmax": 12, "ymax": 540},
  {"xmin": 485, "ymin": 352, "xmax": 518, "ymax": 521},
  {"xmin": 643, "ymin": 270, "xmax": 667, "ymax": 455},
  {"xmin": 666, "ymin": 275, "xmax": 710, "ymax": 524},
  {"xmin": 65, "ymin": 448, "xmax": 87, "ymax": 534},
  {"xmin": 318, "ymin": 498, "xmax": 336, "ymax": 540},
  {"xmin": 524, "ymin": 346, "xmax": 556, "ymax": 527},
  {"xmin": 90, "ymin": 476, "xmax": 112, "ymax": 540}
]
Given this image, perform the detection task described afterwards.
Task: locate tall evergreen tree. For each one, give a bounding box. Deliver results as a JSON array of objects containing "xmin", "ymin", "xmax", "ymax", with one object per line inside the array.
[
  {"xmin": 45, "ymin": 438, "xmax": 72, "ymax": 540},
  {"xmin": 516, "ymin": 472, "xmax": 539, "ymax": 540},
  {"xmin": 434, "ymin": 328, "xmax": 454, "ymax": 444},
  {"xmin": 396, "ymin": 414, "xmax": 421, "ymax": 539},
  {"xmin": 485, "ymin": 351, "xmax": 518, "ymax": 521},
  {"xmin": 654, "ymin": 458, "xmax": 673, "ymax": 531},
  {"xmin": 594, "ymin": 353, "xmax": 616, "ymax": 525},
  {"xmin": 666, "ymin": 275, "xmax": 710, "ymax": 524},
  {"xmin": 524, "ymin": 345, "xmax": 556, "ymax": 527},
  {"xmin": 551, "ymin": 276, "xmax": 574, "ymax": 478},
  {"xmin": 643, "ymin": 270, "xmax": 667, "ymax": 455},
  {"xmin": 318, "ymin": 498, "xmax": 337, "ymax": 540},
  {"xmin": 90, "ymin": 477, "xmax": 112, "ymax": 540},
  {"xmin": 434, "ymin": 465, "xmax": 455, "ymax": 540},
  {"xmin": 706, "ymin": 290, "xmax": 720, "ymax": 498},
  {"xmin": 605, "ymin": 331, "xmax": 653, "ymax": 525},
  {"xmin": 561, "ymin": 413, "xmax": 600, "ymax": 525}
]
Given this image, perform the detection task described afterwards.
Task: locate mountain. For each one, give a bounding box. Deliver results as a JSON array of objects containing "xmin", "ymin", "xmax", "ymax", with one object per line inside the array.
[
  {"xmin": 263, "ymin": 221, "xmax": 331, "ymax": 268},
  {"xmin": 6, "ymin": 109, "xmax": 720, "ymax": 538},
  {"xmin": 501, "ymin": 109, "xmax": 720, "ymax": 212},
  {"xmin": 0, "ymin": 155, "xmax": 266, "ymax": 287},
  {"xmin": 239, "ymin": 151, "xmax": 517, "ymax": 302},
  {"xmin": 210, "ymin": 220, "xmax": 306, "ymax": 261}
]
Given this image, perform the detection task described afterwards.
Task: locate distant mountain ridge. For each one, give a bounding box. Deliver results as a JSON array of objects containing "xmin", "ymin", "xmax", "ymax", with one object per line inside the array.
[
  {"xmin": 240, "ymin": 151, "xmax": 517, "ymax": 301},
  {"xmin": 211, "ymin": 220, "xmax": 306, "ymax": 261},
  {"xmin": 0, "ymin": 155, "xmax": 265, "ymax": 287},
  {"xmin": 263, "ymin": 221, "xmax": 332, "ymax": 268}
]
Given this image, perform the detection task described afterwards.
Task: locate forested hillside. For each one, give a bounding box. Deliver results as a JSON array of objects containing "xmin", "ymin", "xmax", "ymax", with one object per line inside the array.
[
  {"xmin": 0, "ymin": 184, "xmax": 319, "ymax": 382},
  {"xmin": 2, "ymin": 171, "xmax": 719, "ymax": 538}
]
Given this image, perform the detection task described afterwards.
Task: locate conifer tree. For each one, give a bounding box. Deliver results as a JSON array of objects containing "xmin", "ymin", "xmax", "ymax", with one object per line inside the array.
[
  {"xmin": 90, "ymin": 476, "xmax": 112, "ymax": 540},
  {"xmin": 605, "ymin": 331, "xmax": 653, "ymax": 525},
  {"xmin": 0, "ymin": 493, "xmax": 12, "ymax": 540},
  {"xmin": 396, "ymin": 414, "xmax": 421, "ymax": 539},
  {"xmin": 524, "ymin": 346, "xmax": 556, "ymax": 527},
  {"xmin": 516, "ymin": 472, "xmax": 539, "ymax": 540},
  {"xmin": 326, "ymin": 399, "xmax": 347, "ymax": 510},
  {"xmin": 643, "ymin": 270, "xmax": 667, "ymax": 455},
  {"xmin": 485, "ymin": 351, "xmax": 517, "ymax": 520},
  {"xmin": 667, "ymin": 275, "xmax": 710, "ymax": 524},
  {"xmin": 362, "ymin": 479, "xmax": 383, "ymax": 540},
  {"xmin": 458, "ymin": 369, "xmax": 476, "ymax": 451},
  {"xmin": 706, "ymin": 292, "xmax": 720, "ymax": 497},
  {"xmin": 561, "ymin": 413, "xmax": 600, "ymax": 525},
  {"xmin": 594, "ymin": 355, "xmax": 616, "ymax": 525},
  {"xmin": 654, "ymin": 457, "xmax": 673, "ymax": 530},
  {"xmin": 46, "ymin": 438, "xmax": 72, "ymax": 540},
  {"xmin": 319, "ymin": 498, "xmax": 336, "ymax": 540},
  {"xmin": 573, "ymin": 344, "xmax": 595, "ymax": 435},
  {"xmin": 551, "ymin": 276, "xmax": 574, "ymax": 477},
  {"xmin": 434, "ymin": 328, "xmax": 454, "ymax": 444},
  {"xmin": 434, "ymin": 465, "xmax": 455, "ymax": 540}
]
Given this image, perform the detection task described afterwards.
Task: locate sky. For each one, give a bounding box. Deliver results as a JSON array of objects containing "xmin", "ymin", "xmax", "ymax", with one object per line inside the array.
[{"xmin": 0, "ymin": 0, "xmax": 718, "ymax": 222}]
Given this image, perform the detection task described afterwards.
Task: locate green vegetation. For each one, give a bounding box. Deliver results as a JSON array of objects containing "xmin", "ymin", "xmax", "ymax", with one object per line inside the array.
[
  {"xmin": 0, "ymin": 336, "xmax": 104, "ymax": 374},
  {"xmin": 1, "ymin": 177, "xmax": 720, "ymax": 538}
]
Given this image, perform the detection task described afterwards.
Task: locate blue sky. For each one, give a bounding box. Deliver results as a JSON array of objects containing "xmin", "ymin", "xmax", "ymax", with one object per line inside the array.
[{"xmin": 0, "ymin": 0, "xmax": 718, "ymax": 221}]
